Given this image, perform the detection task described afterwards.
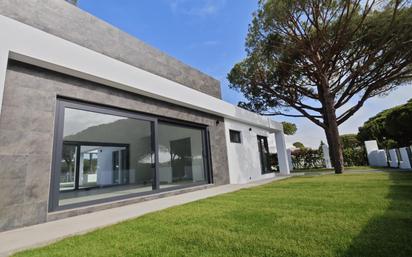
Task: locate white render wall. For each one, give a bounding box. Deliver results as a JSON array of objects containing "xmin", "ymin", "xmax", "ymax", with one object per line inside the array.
[
  {"xmin": 225, "ymin": 119, "xmax": 278, "ymax": 184},
  {"xmin": 388, "ymin": 149, "xmax": 399, "ymax": 168},
  {"xmin": 399, "ymin": 147, "xmax": 412, "ymax": 169},
  {"xmin": 287, "ymin": 149, "xmax": 293, "ymax": 171},
  {"xmin": 364, "ymin": 140, "xmax": 412, "ymax": 170},
  {"xmin": 365, "ymin": 140, "xmax": 388, "ymax": 167},
  {"xmin": 322, "ymin": 144, "xmax": 333, "ymax": 169}
]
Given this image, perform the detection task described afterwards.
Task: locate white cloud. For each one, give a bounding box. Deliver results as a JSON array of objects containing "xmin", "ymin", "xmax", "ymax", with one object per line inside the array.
[{"xmin": 169, "ymin": 0, "xmax": 226, "ymax": 16}]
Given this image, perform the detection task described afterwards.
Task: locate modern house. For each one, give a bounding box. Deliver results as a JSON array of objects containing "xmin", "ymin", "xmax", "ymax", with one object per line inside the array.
[{"xmin": 0, "ymin": 0, "xmax": 289, "ymax": 232}]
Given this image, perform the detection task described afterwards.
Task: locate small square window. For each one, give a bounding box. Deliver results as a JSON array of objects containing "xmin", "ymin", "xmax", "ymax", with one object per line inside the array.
[{"xmin": 229, "ymin": 130, "xmax": 242, "ymax": 143}]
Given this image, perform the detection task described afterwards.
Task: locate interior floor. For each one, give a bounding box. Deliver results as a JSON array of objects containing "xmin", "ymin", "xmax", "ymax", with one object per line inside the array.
[{"xmin": 59, "ymin": 181, "xmax": 194, "ymax": 206}]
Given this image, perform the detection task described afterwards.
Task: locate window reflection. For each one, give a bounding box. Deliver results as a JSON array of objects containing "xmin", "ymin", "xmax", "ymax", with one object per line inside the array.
[
  {"xmin": 59, "ymin": 108, "xmax": 154, "ymax": 206},
  {"xmin": 55, "ymin": 103, "xmax": 210, "ymax": 209},
  {"xmin": 158, "ymin": 123, "xmax": 206, "ymax": 188}
]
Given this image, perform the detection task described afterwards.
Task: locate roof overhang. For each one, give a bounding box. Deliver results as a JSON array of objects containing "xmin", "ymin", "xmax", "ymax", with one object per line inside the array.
[{"xmin": 0, "ymin": 15, "xmax": 283, "ymax": 132}]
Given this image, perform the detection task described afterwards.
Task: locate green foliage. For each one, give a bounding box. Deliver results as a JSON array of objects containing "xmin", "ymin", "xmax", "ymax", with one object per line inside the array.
[
  {"xmin": 343, "ymin": 148, "xmax": 368, "ymax": 167},
  {"xmin": 228, "ymin": 0, "xmax": 412, "ymax": 122},
  {"xmin": 340, "ymin": 134, "xmax": 361, "ymax": 149},
  {"xmin": 339, "ymin": 134, "xmax": 367, "ymax": 166},
  {"xmin": 228, "ymin": 0, "xmax": 412, "ymax": 173},
  {"xmin": 293, "ymin": 142, "xmax": 305, "ymax": 149},
  {"xmin": 384, "ymin": 100, "xmax": 412, "ymax": 145},
  {"xmin": 384, "ymin": 139, "xmax": 399, "ymax": 149},
  {"xmin": 358, "ymin": 99, "xmax": 412, "ymax": 148},
  {"xmin": 282, "ymin": 121, "xmax": 297, "ymax": 135},
  {"xmin": 291, "ymin": 148, "xmax": 324, "ymax": 169}
]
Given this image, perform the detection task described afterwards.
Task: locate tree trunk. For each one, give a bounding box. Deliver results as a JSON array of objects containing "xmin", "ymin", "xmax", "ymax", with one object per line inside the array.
[{"xmin": 323, "ymin": 98, "xmax": 344, "ymax": 174}]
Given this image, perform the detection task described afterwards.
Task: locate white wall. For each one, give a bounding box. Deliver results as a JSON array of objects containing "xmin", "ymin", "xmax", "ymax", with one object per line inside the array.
[
  {"xmin": 399, "ymin": 147, "xmax": 412, "ymax": 170},
  {"xmin": 322, "ymin": 144, "xmax": 333, "ymax": 169},
  {"xmin": 225, "ymin": 119, "xmax": 277, "ymax": 184},
  {"xmin": 287, "ymin": 149, "xmax": 293, "ymax": 171},
  {"xmin": 365, "ymin": 140, "xmax": 388, "ymax": 167},
  {"xmin": 364, "ymin": 140, "xmax": 412, "ymax": 170},
  {"xmin": 388, "ymin": 149, "xmax": 399, "ymax": 168}
]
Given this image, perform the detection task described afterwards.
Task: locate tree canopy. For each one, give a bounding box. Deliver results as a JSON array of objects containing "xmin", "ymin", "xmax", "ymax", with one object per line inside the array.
[
  {"xmin": 228, "ymin": 0, "xmax": 412, "ymax": 173},
  {"xmin": 293, "ymin": 142, "xmax": 305, "ymax": 148},
  {"xmin": 340, "ymin": 134, "xmax": 362, "ymax": 149},
  {"xmin": 358, "ymin": 99, "xmax": 412, "ymax": 148},
  {"xmin": 282, "ymin": 121, "xmax": 297, "ymax": 135}
]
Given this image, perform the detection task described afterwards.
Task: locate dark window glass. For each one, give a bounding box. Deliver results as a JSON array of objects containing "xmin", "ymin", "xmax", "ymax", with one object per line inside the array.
[
  {"xmin": 53, "ymin": 100, "xmax": 211, "ymax": 210},
  {"xmin": 229, "ymin": 130, "xmax": 242, "ymax": 143},
  {"xmin": 59, "ymin": 108, "xmax": 154, "ymax": 207},
  {"xmin": 257, "ymin": 136, "xmax": 272, "ymax": 174}
]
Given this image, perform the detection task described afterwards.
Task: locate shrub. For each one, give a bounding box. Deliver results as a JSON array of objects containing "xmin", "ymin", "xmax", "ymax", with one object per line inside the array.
[
  {"xmin": 291, "ymin": 148, "xmax": 324, "ymax": 170},
  {"xmin": 343, "ymin": 147, "xmax": 368, "ymax": 166}
]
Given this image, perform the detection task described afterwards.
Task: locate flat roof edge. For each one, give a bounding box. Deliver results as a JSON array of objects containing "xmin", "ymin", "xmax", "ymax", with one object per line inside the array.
[
  {"xmin": 0, "ymin": 15, "xmax": 282, "ymax": 132},
  {"xmin": 0, "ymin": 0, "xmax": 222, "ymax": 98}
]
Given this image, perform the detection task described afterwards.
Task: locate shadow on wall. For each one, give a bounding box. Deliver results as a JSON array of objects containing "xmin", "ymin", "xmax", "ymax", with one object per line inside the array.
[{"xmin": 342, "ymin": 172, "xmax": 412, "ymax": 257}]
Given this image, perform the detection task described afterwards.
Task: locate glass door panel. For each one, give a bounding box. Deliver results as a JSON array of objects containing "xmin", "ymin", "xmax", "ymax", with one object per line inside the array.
[
  {"xmin": 158, "ymin": 122, "xmax": 207, "ymax": 189},
  {"xmin": 58, "ymin": 107, "xmax": 154, "ymax": 207},
  {"xmin": 60, "ymin": 144, "xmax": 77, "ymax": 191},
  {"xmin": 53, "ymin": 100, "xmax": 212, "ymax": 210}
]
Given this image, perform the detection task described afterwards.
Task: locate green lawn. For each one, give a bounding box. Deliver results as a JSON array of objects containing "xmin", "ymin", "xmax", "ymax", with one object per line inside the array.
[
  {"xmin": 14, "ymin": 172, "xmax": 412, "ymax": 257},
  {"xmin": 291, "ymin": 166, "xmax": 392, "ymax": 173}
]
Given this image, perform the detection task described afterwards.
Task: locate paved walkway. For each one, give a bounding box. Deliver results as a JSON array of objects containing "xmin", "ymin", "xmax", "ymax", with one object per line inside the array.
[{"xmin": 0, "ymin": 176, "xmax": 290, "ymax": 257}]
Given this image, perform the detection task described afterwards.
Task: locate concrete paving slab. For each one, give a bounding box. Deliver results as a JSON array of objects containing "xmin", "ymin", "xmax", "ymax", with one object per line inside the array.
[{"xmin": 0, "ymin": 176, "xmax": 290, "ymax": 257}]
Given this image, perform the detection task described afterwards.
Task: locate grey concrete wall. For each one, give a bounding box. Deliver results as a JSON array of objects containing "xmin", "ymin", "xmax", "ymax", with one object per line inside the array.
[
  {"xmin": 0, "ymin": 61, "xmax": 229, "ymax": 232},
  {"xmin": 0, "ymin": 0, "xmax": 222, "ymax": 99}
]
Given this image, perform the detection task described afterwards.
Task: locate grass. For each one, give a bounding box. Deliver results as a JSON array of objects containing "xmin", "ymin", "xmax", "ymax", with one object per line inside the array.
[
  {"xmin": 14, "ymin": 171, "xmax": 412, "ymax": 257},
  {"xmin": 291, "ymin": 166, "xmax": 385, "ymax": 173}
]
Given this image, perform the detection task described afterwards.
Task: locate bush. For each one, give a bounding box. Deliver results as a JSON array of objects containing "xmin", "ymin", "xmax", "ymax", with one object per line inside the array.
[
  {"xmin": 269, "ymin": 153, "xmax": 279, "ymax": 171},
  {"xmin": 343, "ymin": 147, "xmax": 368, "ymax": 166},
  {"xmin": 292, "ymin": 148, "xmax": 324, "ymax": 169},
  {"xmin": 271, "ymin": 145, "xmax": 368, "ymax": 171}
]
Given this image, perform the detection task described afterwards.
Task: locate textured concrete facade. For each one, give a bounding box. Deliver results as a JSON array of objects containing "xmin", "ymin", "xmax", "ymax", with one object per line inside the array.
[
  {"xmin": 0, "ymin": 61, "xmax": 229, "ymax": 231},
  {"xmin": 0, "ymin": 0, "xmax": 222, "ymax": 99}
]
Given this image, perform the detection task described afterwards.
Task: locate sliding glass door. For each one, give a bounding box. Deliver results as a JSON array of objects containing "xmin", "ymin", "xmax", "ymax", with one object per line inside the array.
[
  {"xmin": 50, "ymin": 99, "xmax": 211, "ymax": 211},
  {"xmin": 158, "ymin": 122, "xmax": 207, "ymax": 189},
  {"xmin": 56, "ymin": 106, "xmax": 155, "ymax": 207}
]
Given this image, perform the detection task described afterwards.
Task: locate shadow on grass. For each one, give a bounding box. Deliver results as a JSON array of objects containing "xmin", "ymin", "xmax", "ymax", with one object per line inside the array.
[{"xmin": 342, "ymin": 172, "xmax": 412, "ymax": 257}]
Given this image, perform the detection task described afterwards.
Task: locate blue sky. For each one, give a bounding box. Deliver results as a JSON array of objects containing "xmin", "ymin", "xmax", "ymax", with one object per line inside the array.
[
  {"xmin": 78, "ymin": 0, "xmax": 412, "ymax": 148},
  {"xmin": 78, "ymin": 0, "xmax": 255, "ymax": 104}
]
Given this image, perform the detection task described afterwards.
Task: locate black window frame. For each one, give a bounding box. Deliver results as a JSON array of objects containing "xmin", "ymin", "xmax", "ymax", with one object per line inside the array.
[
  {"xmin": 49, "ymin": 98, "xmax": 213, "ymax": 212},
  {"xmin": 229, "ymin": 129, "xmax": 242, "ymax": 144}
]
